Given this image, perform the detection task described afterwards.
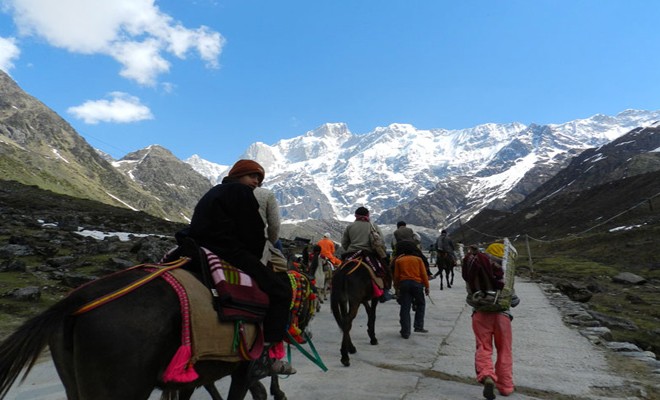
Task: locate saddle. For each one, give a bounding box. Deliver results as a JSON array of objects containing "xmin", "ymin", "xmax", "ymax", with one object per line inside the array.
[
  {"xmin": 163, "ymin": 239, "xmax": 269, "ymax": 323},
  {"xmin": 340, "ymin": 251, "xmax": 386, "ymax": 296}
]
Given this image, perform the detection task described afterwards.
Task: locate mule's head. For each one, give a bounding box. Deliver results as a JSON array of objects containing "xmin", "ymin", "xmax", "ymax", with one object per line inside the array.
[{"xmin": 285, "ymin": 271, "xmax": 317, "ymax": 344}]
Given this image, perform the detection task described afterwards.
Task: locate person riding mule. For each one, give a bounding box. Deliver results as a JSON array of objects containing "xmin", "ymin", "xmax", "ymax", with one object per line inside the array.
[
  {"xmin": 317, "ymin": 233, "xmax": 342, "ymax": 266},
  {"xmin": 341, "ymin": 206, "xmax": 391, "ymax": 291},
  {"xmin": 391, "ymin": 221, "xmax": 432, "ymax": 278},
  {"xmin": 436, "ymin": 229, "xmax": 457, "ymax": 266},
  {"xmin": 175, "ymin": 159, "xmax": 295, "ymax": 375}
]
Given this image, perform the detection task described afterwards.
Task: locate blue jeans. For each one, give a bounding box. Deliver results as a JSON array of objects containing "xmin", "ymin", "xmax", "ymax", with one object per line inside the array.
[{"xmin": 399, "ymin": 280, "xmax": 426, "ymax": 336}]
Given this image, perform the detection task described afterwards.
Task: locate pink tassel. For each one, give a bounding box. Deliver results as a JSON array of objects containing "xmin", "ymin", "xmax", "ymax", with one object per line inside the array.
[
  {"xmin": 268, "ymin": 341, "xmax": 286, "ymax": 359},
  {"xmin": 162, "ymin": 344, "xmax": 199, "ymax": 383},
  {"xmin": 372, "ymin": 282, "xmax": 383, "ymax": 298}
]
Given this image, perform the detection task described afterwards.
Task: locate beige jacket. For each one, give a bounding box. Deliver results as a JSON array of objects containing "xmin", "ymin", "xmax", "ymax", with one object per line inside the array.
[{"xmin": 253, "ymin": 187, "xmax": 281, "ymax": 244}]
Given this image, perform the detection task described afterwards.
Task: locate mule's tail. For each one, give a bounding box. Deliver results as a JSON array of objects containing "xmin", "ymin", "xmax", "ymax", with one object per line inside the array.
[{"xmin": 0, "ymin": 296, "xmax": 78, "ymax": 398}]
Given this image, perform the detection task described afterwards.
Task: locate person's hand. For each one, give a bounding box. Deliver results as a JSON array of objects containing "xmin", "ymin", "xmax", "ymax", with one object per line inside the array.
[{"xmin": 424, "ymin": 287, "xmax": 430, "ymax": 296}]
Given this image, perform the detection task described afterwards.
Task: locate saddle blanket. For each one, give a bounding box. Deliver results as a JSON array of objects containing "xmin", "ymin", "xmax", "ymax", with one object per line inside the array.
[{"xmin": 169, "ymin": 268, "xmax": 261, "ymax": 363}]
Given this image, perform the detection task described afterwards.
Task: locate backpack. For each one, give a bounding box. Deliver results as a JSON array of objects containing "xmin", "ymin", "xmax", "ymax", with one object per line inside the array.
[
  {"xmin": 466, "ymin": 238, "xmax": 517, "ymax": 312},
  {"xmin": 369, "ymin": 223, "xmax": 388, "ymax": 259}
]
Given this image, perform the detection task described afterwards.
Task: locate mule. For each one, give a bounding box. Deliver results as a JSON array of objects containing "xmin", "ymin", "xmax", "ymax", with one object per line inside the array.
[
  {"xmin": 330, "ymin": 255, "xmax": 381, "ymax": 367},
  {"xmin": 0, "ymin": 264, "xmax": 313, "ymax": 400},
  {"xmin": 434, "ymin": 251, "xmax": 455, "ymax": 290},
  {"xmin": 311, "ymin": 256, "xmax": 333, "ymax": 305}
]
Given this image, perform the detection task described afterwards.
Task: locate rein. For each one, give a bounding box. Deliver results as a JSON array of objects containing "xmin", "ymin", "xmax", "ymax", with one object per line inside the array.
[
  {"xmin": 342, "ymin": 257, "xmax": 369, "ymax": 275},
  {"xmin": 286, "ymin": 331, "xmax": 327, "ymax": 372},
  {"xmin": 73, "ymin": 257, "xmax": 190, "ymax": 315}
]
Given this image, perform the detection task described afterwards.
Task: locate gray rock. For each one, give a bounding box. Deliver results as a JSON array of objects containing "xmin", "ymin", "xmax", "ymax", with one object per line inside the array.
[
  {"xmin": 581, "ymin": 326, "xmax": 613, "ymax": 341},
  {"xmin": 588, "ymin": 310, "xmax": 639, "ymax": 331},
  {"xmin": 109, "ymin": 257, "xmax": 135, "ymax": 269},
  {"xmin": 0, "ymin": 244, "xmax": 34, "ymax": 257},
  {"xmin": 612, "ymin": 272, "xmax": 647, "ymax": 285},
  {"xmin": 604, "ymin": 341, "xmax": 642, "ymax": 352},
  {"xmin": 61, "ymin": 273, "xmax": 97, "ymax": 288},
  {"xmin": 0, "ymin": 259, "xmax": 27, "ymax": 272},
  {"xmin": 46, "ymin": 256, "xmax": 77, "ymax": 268},
  {"xmin": 4, "ymin": 286, "xmax": 41, "ymax": 301}
]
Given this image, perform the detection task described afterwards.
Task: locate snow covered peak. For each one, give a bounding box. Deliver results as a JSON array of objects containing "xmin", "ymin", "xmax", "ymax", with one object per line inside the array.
[
  {"xmin": 185, "ymin": 155, "xmax": 229, "ymax": 185},
  {"xmin": 186, "ymin": 109, "xmax": 660, "ymax": 224}
]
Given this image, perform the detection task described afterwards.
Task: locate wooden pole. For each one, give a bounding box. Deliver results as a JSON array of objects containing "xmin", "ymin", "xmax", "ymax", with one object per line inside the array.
[{"xmin": 525, "ymin": 234, "xmax": 535, "ymax": 278}]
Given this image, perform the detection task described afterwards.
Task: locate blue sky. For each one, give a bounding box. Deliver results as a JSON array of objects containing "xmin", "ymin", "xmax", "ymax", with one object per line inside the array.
[{"xmin": 1, "ymin": 1, "xmax": 659, "ymax": 165}]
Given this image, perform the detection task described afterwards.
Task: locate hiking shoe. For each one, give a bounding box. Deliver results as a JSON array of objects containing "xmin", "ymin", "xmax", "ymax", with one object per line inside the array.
[
  {"xmin": 414, "ymin": 328, "xmax": 428, "ymax": 333},
  {"xmin": 400, "ymin": 331, "xmax": 410, "ymax": 339},
  {"xmin": 271, "ymin": 360, "xmax": 296, "ymax": 375},
  {"xmin": 483, "ymin": 376, "xmax": 496, "ymax": 400}
]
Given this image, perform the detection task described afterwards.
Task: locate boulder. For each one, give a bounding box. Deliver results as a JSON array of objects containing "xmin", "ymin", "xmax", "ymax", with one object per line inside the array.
[
  {"xmin": 4, "ymin": 286, "xmax": 41, "ymax": 302},
  {"xmin": 588, "ymin": 310, "xmax": 638, "ymax": 331},
  {"xmin": 612, "ymin": 272, "xmax": 646, "ymax": 285}
]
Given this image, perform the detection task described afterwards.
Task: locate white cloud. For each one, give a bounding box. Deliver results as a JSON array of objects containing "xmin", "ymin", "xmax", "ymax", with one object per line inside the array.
[
  {"xmin": 4, "ymin": 0, "xmax": 224, "ymax": 85},
  {"xmin": 67, "ymin": 92, "xmax": 154, "ymax": 124},
  {"xmin": 0, "ymin": 36, "xmax": 20, "ymax": 73}
]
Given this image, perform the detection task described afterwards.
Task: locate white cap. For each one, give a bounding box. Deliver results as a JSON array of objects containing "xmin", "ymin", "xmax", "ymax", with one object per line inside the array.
[{"xmin": 323, "ymin": 232, "xmax": 330, "ymax": 238}]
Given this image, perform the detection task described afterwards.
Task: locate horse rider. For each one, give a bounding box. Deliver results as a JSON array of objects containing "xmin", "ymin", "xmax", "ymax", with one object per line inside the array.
[
  {"xmin": 176, "ymin": 159, "xmax": 295, "ymax": 375},
  {"xmin": 436, "ymin": 229, "xmax": 457, "ymax": 266},
  {"xmin": 341, "ymin": 206, "xmax": 390, "ymax": 290},
  {"xmin": 392, "ymin": 221, "xmax": 432, "ymax": 278},
  {"xmin": 317, "ymin": 233, "xmax": 341, "ymax": 267}
]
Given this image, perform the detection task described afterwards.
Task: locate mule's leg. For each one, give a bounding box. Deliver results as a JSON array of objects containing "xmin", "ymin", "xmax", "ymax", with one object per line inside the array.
[
  {"xmin": 339, "ymin": 299, "xmax": 361, "ymax": 366},
  {"xmin": 439, "ymin": 268, "xmax": 444, "ymax": 290},
  {"xmin": 178, "ymin": 386, "xmax": 199, "ymax": 400},
  {"xmin": 227, "ymin": 363, "xmax": 252, "ymax": 400},
  {"xmin": 448, "ymin": 268, "xmax": 454, "ymax": 288},
  {"xmin": 203, "ymin": 384, "xmax": 224, "ymax": 400},
  {"xmin": 248, "ymin": 380, "xmax": 267, "ymax": 400},
  {"xmin": 365, "ymin": 299, "xmax": 379, "ymax": 345},
  {"xmin": 269, "ymin": 375, "xmax": 287, "ymax": 400}
]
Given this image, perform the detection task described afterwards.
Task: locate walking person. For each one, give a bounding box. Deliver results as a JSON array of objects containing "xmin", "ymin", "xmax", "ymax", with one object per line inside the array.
[
  {"xmin": 462, "ymin": 244, "xmax": 520, "ymax": 399},
  {"xmin": 393, "ymin": 241, "xmax": 430, "ymax": 339}
]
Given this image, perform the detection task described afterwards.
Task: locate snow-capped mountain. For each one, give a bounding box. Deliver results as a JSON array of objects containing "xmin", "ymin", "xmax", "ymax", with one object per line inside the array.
[
  {"xmin": 185, "ymin": 109, "xmax": 660, "ymax": 228},
  {"xmin": 184, "ymin": 154, "xmax": 230, "ymax": 185}
]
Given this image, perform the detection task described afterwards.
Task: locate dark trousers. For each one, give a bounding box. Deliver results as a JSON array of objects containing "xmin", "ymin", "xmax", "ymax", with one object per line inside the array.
[{"xmin": 399, "ymin": 280, "xmax": 426, "ymax": 335}]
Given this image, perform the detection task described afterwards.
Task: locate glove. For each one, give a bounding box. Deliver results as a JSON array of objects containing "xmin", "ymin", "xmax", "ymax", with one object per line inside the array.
[{"xmin": 424, "ymin": 287, "xmax": 430, "ymax": 296}]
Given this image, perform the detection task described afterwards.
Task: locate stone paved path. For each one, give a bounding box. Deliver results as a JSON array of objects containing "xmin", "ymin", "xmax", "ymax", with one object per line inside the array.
[{"xmin": 4, "ymin": 274, "xmax": 652, "ymax": 400}]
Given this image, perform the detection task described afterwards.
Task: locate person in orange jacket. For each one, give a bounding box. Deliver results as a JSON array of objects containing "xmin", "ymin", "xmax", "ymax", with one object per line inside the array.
[
  {"xmin": 393, "ymin": 241, "xmax": 430, "ymax": 339},
  {"xmin": 317, "ymin": 233, "xmax": 341, "ymax": 266}
]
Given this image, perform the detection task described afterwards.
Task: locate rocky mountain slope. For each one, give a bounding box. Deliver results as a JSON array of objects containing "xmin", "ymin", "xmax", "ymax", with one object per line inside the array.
[
  {"xmin": 112, "ymin": 145, "xmax": 212, "ymax": 222},
  {"xmin": 0, "ymin": 71, "xmax": 207, "ymax": 223},
  {"xmin": 455, "ymin": 125, "xmax": 660, "ymax": 242}
]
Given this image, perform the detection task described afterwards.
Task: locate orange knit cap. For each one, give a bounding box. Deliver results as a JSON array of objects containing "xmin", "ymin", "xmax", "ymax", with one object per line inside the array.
[{"xmin": 227, "ymin": 159, "xmax": 265, "ymax": 184}]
